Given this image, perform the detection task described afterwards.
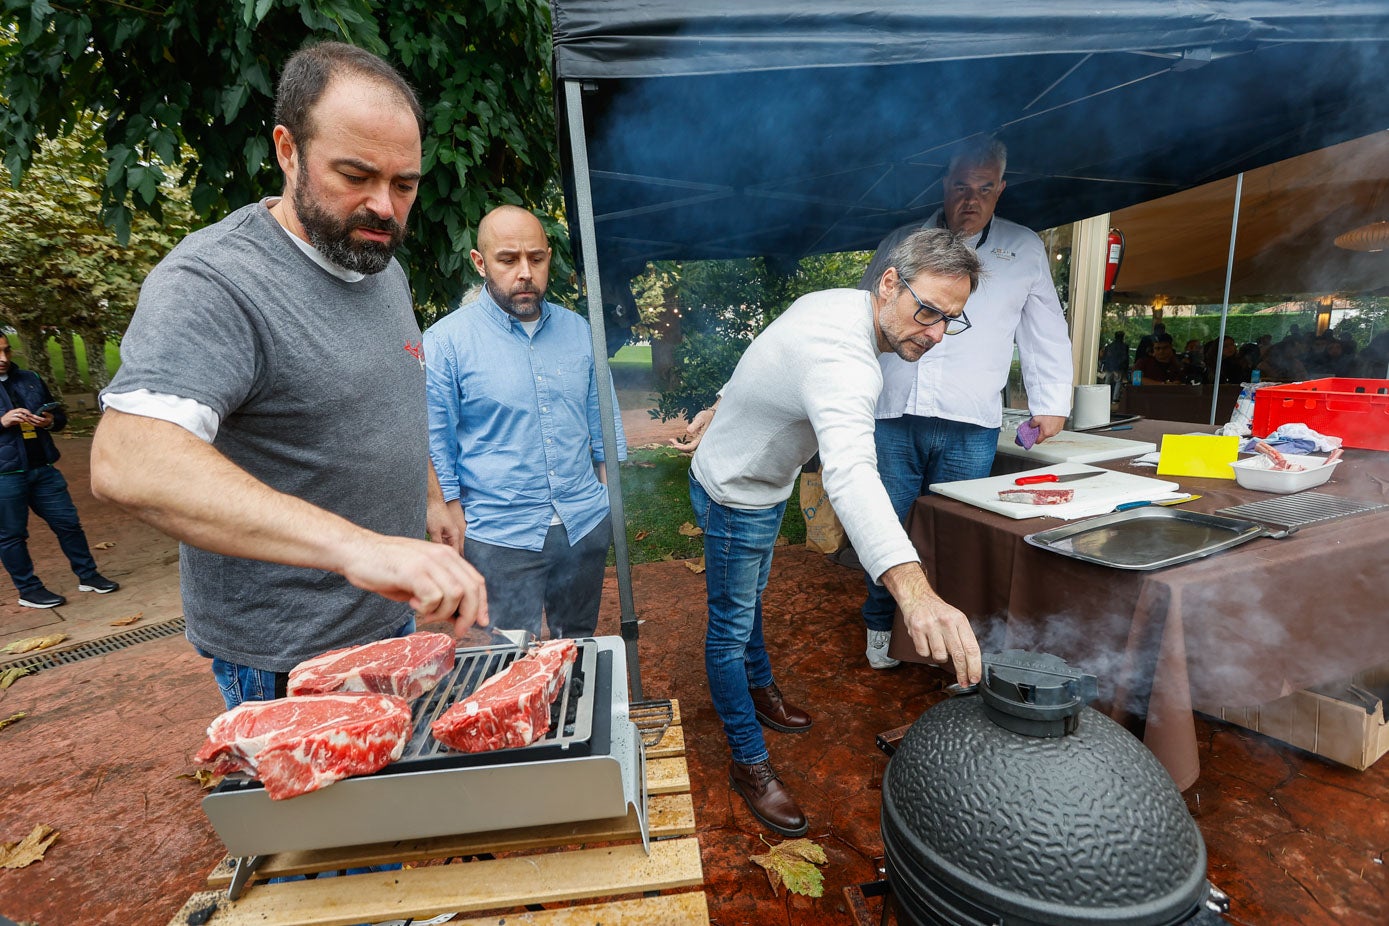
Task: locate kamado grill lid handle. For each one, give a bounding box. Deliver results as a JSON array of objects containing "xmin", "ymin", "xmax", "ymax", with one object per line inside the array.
[{"xmin": 975, "ymin": 650, "xmax": 1099, "ymax": 738}]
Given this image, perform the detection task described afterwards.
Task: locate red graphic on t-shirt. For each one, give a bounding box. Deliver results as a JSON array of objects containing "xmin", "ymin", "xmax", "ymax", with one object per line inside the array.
[{"xmin": 404, "ymin": 340, "xmax": 425, "ymax": 369}]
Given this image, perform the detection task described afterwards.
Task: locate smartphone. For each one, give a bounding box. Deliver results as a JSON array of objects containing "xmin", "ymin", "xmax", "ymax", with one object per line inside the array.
[{"xmin": 34, "ymin": 401, "xmax": 61, "ymax": 415}]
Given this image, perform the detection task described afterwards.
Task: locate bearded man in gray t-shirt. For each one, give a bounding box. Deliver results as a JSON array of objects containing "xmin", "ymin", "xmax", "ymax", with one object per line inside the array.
[{"xmin": 92, "ymin": 42, "xmax": 488, "ymax": 707}]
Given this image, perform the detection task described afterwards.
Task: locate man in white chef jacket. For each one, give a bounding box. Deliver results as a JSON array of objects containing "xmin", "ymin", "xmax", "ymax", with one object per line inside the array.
[{"xmin": 855, "ymin": 136, "xmax": 1073, "ymax": 669}]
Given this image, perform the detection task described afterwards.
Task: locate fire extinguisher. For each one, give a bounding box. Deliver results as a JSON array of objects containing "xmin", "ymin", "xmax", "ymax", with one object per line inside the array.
[{"xmin": 1104, "ymin": 228, "xmax": 1125, "ymax": 291}]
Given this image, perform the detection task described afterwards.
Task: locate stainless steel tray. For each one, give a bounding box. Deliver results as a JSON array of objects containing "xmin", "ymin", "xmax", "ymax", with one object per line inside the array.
[{"xmin": 1024, "ymin": 506, "xmax": 1294, "ymax": 570}]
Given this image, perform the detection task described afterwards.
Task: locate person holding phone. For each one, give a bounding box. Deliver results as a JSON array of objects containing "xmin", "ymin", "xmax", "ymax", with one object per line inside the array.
[{"xmin": 0, "ymin": 335, "xmax": 120, "ymax": 608}]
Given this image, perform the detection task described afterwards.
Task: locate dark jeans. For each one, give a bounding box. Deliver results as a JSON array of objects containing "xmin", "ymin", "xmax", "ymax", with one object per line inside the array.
[
  {"xmin": 861, "ymin": 416, "xmax": 999, "ymax": 631},
  {"xmin": 464, "ymin": 514, "xmax": 612, "ymax": 639},
  {"xmin": 0, "ymin": 465, "xmax": 100, "ymax": 594}
]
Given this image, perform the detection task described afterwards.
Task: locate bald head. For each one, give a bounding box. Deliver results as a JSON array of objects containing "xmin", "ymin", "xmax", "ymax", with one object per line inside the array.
[{"xmin": 471, "ymin": 205, "xmax": 551, "ymax": 320}]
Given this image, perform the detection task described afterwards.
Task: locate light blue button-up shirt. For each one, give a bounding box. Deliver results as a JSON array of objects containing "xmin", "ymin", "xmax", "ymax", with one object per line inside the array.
[{"xmin": 424, "ymin": 288, "xmax": 626, "ymax": 552}]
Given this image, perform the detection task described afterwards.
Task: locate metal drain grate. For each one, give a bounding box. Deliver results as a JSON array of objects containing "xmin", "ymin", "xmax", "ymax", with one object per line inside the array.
[
  {"xmin": 2, "ymin": 616, "xmax": 186, "ymax": 674},
  {"xmin": 1216, "ymin": 491, "xmax": 1388, "ymax": 529}
]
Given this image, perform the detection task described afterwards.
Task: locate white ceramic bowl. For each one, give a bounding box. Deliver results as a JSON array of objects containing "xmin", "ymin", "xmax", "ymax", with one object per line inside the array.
[{"xmin": 1229, "ymin": 455, "xmax": 1341, "ymax": 493}]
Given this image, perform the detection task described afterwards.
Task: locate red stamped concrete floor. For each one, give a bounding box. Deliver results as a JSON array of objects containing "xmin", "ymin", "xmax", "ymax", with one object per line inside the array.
[{"xmin": 2, "ymin": 434, "xmax": 1387, "ymax": 925}]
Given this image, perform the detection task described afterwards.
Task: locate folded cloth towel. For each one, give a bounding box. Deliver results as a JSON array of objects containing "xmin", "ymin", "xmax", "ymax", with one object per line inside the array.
[
  {"xmin": 1267, "ymin": 422, "xmax": 1342, "ymax": 452},
  {"xmin": 1240, "ymin": 436, "xmax": 1318, "ymax": 455}
]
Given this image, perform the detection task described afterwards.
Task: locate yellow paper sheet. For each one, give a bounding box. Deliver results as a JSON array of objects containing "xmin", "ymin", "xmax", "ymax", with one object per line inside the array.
[{"xmin": 1156, "ymin": 434, "xmax": 1240, "ymax": 480}]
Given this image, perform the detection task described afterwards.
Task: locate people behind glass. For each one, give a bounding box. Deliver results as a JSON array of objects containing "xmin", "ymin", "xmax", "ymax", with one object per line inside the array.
[{"xmin": 1117, "ymin": 326, "xmax": 1378, "ymax": 386}]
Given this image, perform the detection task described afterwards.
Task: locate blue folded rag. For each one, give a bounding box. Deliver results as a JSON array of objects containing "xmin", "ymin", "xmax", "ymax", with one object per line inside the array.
[{"xmin": 1240, "ymin": 437, "xmax": 1317, "ymax": 455}]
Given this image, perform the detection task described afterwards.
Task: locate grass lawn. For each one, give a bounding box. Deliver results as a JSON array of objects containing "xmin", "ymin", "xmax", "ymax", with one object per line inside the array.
[
  {"xmin": 615, "ymin": 446, "xmax": 806, "ymax": 565},
  {"xmin": 6, "ymin": 331, "xmax": 121, "ymax": 390}
]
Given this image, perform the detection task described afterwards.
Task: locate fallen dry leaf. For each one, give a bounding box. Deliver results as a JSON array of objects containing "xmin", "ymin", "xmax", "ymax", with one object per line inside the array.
[
  {"xmin": 0, "ymin": 712, "xmax": 25, "ymax": 731},
  {"xmin": 0, "ymin": 667, "xmax": 34, "ymax": 689},
  {"xmin": 750, "ymin": 837, "xmax": 827, "ymax": 897},
  {"xmin": 2, "ymin": 633, "xmax": 68, "ymax": 655},
  {"xmin": 632, "ymin": 530, "xmax": 650, "ymax": 542},
  {"xmin": 177, "ymin": 769, "xmax": 225, "ymax": 791},
  {"xmin": 110, "ymin": 612, "xmax": 145, "ymax": 627},
  {"xmin": 684, "ymin": 557, "xmax": 706, "ymax": 574},
  {"xmin": 91, "ymin": 541, "xmax": 115, "ymax": 550},
  {"xmin": 677, "ymin": 521, "xmax": 704, "ymax": 537},
  {"xmin": 0, "ymin": 824, "xmax": 59, "ymax": 869},
  {"xmin": 773, "ymin": 535, "xmax": 789, "ymax": 547}
]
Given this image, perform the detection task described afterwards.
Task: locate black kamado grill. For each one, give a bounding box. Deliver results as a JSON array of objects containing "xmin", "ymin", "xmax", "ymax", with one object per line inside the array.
[{"xmin": 880, "ymin": 651, "xmax": 1231, "ymax": 925}]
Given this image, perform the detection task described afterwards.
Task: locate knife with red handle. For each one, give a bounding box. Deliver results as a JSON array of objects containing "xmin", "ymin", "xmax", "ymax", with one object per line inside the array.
[{"xmin": 1014, "ymin": 472, "xmax": 1104, "ymax": 485}]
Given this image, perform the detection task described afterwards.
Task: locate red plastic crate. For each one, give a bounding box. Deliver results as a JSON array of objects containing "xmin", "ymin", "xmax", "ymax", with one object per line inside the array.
[{"xmin": 1251, "ymin": 378, "xmax": 1389, "ymax": 451}]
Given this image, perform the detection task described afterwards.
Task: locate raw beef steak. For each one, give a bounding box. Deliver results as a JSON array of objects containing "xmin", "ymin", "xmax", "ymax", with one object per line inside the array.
[
  {"xmin": 288, "ymin": 631, "xmax": 456, "ymax": 700},
  {"xmin": 997, "ymin": 487, "xmax": 1075, "ymax": 505},
  {"xmin": 431, "ymin": 639, "xmax": 578, "ymax": 753},
  {"xmin": 194, "ymin": 692, "xmax": 412, "ymax": 800}
]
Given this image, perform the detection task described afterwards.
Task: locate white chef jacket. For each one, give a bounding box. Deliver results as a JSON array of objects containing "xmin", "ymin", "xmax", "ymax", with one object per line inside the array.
[{"xmin": 858, "ymin": 211, "xmax": 1073, "ymax": 427}]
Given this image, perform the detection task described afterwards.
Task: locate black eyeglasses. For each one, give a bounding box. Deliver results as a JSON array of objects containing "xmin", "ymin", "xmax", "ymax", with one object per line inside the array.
[{"xmin": 901, "ymin": 277, "xmax": 972, "ymax": 335}]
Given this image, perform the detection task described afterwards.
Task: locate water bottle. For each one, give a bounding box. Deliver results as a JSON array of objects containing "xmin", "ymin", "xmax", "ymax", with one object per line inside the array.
[
  {"xmin": 1251, "ymin": 369, "xmax": 1261, "ymax": 384},
  {"xmin": 1131, "ymin": 370, "xmax": 1142, "ymax": 387}
]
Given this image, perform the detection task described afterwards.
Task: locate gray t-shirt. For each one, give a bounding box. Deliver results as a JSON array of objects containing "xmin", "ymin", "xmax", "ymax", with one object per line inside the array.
[{"xmin": 105, "ymin": 202, "xmax": 427, "ymax": 671}]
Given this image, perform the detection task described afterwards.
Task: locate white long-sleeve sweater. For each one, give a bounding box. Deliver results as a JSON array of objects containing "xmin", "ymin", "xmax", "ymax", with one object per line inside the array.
[{"xmin": 690, "ymin": 288, "xmax": 920, "ymax": 584}]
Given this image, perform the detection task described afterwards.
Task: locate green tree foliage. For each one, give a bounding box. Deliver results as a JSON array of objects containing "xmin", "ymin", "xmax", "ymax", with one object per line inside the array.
[
  {"xmin": 0, "ymin": 126, "xmax": 189, "ymax": 390},
  {"xmin": 0, "ymin": 0, "xmax": 558, "ymax": 312},
  {"xmin": 644, "ymin": 251, "xmax": 870, "ymax": 422}
]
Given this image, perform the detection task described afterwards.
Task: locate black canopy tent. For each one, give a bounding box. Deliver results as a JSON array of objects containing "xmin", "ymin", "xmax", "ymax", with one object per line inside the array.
[{"xmin": 548, "ymin": 2, "xmax": 1389, "ymax": 692}]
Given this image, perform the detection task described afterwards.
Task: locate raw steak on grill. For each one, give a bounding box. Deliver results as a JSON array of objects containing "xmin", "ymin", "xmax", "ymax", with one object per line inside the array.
[
  {"xmin": 997, "ymin": 487, "xmax": 1075, "ymax": 505},
  {"xmin": 194, "ymin": 692, "xmax": 412, "ymax": 800},
  {"xmin": 431, "ymin": 639, "xmax": 578, "ymax": 753},
  {"xmin": 288, "ymin": 631, "xmax": 456, "ymax": 700}
]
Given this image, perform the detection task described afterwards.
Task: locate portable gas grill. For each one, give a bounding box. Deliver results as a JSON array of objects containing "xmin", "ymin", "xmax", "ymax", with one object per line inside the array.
[{"xmin": 202, "ymin": 636, "xmax": 651, "ymax": 897}]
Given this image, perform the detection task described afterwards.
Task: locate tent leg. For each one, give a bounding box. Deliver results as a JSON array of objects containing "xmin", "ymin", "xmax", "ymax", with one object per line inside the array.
[
  {"xmin": 1210, "ymin": 172, "xmax": 1244, "ymax": 426},
  {"xmin": 564, "ymin": 79, "xmax": 642, "ymax": 701}
]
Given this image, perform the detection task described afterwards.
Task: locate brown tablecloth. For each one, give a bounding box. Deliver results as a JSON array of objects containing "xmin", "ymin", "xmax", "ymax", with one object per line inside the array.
[{"xmin": 891, "ymin": 418, "xmax": 1389, "ymax": 789}]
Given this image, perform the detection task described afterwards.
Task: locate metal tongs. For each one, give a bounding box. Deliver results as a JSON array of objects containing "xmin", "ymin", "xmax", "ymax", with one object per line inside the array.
[{"xmin": 488, "ymin": 626, "xmax": 539, "ymax": 652}]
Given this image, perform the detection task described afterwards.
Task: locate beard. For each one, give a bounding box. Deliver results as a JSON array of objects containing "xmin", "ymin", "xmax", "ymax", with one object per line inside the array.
[
  {"xmin": 484, "ymin": 271, "xmax": 544, "ymax": 320},
  {"xmin": 293, "ymin": 163, "xmax": 407, "ymax": 275},
  {"xmin": 887, "ymin": 330, "xmax": 938, "ymax": 363}
]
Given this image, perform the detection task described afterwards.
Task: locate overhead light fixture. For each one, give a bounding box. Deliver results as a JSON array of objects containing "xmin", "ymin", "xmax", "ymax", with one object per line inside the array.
[{"xmin": 1334, "ymin": 220, "xmax": 1389, "ymax": 252}]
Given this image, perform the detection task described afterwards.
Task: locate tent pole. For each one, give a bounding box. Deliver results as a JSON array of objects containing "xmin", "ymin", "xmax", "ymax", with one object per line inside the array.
[
  {"xmin": 564, "ymin": 79, "xmax": 642, "ymax": 700},
  {"xmin": 1209, "ymin": 172, "xmax": 1244, "ymax": 426},
  {"xmin": 1068, "ymin": 215, "xmax": 1110, "ymax": 392}
]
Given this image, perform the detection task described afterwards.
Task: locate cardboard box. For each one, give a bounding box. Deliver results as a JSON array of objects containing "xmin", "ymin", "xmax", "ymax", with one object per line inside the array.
[{"xmin": 1201, "ymin": 665, "xmax": 1389, "ymax": 771}]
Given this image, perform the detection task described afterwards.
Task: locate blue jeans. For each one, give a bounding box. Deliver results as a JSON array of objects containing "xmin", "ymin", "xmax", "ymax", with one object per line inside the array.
[
  {"xmin": 204, "ymin": 616, "xmax": 417, "ymax": 711},
  {"xmin": 689, "ymin": 474, "xmax": 786, "ymax": 766},
  {"xmin": 0, "ymin": 466, "xmax": 100, "ymax": 594},
  {"xmin": 861, "ymin": 416, "xmax": 999, "ymax": 631}
]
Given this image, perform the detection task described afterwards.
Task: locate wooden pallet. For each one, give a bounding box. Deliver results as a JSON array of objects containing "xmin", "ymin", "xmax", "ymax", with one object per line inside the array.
[{"xmin": 168, "ymin": 700, "xmax": 707, "ymax": 926}]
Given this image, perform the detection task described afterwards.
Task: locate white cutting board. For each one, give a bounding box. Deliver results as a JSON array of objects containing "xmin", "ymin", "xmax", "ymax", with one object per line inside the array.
[
  {"xmin": 996, "ymin": 428, "xmax": 1156, "ymax": 464},
  {"xmin": 930, "ymin": 463, "xmax": 1182, "ymax": 520}
]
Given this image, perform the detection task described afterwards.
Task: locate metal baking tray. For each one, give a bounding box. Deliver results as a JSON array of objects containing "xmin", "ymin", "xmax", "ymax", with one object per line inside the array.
[{"xmin": 1024, "ymin": 506, "xmax": 1295, "ymax": 570}]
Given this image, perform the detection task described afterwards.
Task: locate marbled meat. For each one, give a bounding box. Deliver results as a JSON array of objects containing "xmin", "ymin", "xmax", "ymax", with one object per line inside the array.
[
  {"xmin": 194, "ymin": 692, "xmax": 413, "ymax": 800},
  {"xmin": 997, "ymin": 487, "xmax": 1075, "ymax": 505},
  {"xmin": 431, "ymin": 639, "xmax": 578, "ymax": 753},
  {"xmin": 288, "ymin": 631, "xmax": 456, "ymax": 700}
]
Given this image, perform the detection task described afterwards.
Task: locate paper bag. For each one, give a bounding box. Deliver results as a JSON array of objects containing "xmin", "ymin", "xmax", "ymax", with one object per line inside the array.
[{"xmin": 799, "ymin": 472, "xmax": 847, "ymax": 554}]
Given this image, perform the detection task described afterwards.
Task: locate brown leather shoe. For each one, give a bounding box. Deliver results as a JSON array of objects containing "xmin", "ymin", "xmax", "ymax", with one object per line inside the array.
[
  {"xmin": 749, "ymin": 682, "xmax": 812, "ymax": 733},
  {"xmin": 730, "ymin": 760, "xmax": 808, "ymax": 837}
]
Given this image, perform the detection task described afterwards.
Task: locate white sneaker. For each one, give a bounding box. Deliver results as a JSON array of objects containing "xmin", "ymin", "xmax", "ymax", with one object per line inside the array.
[{"xmin": 866, "ymin": 630, "xmax": 900, "ymax": 669}]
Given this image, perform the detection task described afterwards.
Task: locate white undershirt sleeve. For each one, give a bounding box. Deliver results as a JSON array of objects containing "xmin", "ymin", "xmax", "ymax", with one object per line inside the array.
[{"xmin": 101, "ymin": 389, "xmax": 221, "ymax": 443}]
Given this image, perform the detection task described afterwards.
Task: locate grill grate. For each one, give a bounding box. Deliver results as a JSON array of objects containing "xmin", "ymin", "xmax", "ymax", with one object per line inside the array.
[
  {"xmin": 1216, "ymin": 491, "xmax": 1387, "ymax": 529},
  {"xmin": 630, "ymin": 698, "xmax": 674, "ymax": 747},
  {"xmin": 1, "ymin": 617, "xmax": 186, "ymax": 673},
  {"xmin": 399, "ymin": 641, "xmax": 598, "ymax": 763}
]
